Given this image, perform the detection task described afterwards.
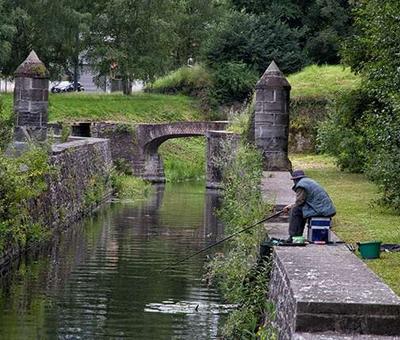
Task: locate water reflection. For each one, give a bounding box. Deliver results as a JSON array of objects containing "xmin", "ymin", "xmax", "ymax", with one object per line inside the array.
[{"xmin": 0, "ymin": 182, "xmax": 227, "ymax": 339}]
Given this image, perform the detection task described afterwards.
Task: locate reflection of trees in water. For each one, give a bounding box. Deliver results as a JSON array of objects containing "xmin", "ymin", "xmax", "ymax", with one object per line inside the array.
[{"xmin": 0, "ymin": 183, "xmax": 225, "ymax": 339}]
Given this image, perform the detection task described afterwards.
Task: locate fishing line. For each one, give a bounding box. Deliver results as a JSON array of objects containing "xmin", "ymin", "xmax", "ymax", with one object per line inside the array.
[{"xmin": 158, "ymin": 210, "xmax": 284, "ymax": 274}]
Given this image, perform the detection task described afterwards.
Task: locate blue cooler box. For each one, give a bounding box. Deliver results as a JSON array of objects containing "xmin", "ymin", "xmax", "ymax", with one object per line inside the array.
[{"xmin": 307, "ymin": 217, "xmax": 332, "ymax": 243}]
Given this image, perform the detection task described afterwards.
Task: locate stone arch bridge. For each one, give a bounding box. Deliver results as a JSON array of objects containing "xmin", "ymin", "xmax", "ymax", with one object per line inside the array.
[{"xmin": 67, "ymin": 120, "xmax": 229, "ymax": 183}]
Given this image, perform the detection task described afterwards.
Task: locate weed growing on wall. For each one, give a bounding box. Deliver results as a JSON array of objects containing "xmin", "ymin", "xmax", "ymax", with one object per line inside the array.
[
  {"xmin": 205, "ymin": 141, "xmax": 277, "ymax": 338},
  {"xmin": 0, "ymin": 146, "xmax": 52, "ymax": 253},
  {"xmin": 111, "ymin": 173, "xmax": 152, "ymax": 200}
]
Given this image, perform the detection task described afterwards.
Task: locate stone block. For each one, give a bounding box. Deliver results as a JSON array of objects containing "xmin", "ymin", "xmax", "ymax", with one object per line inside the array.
[
  {"xmin": 256, "ymin": 90, "xmax": 275, "ymax": 102},
  {"xmin": 14, "ymin": 126, "xmax": 47, "ymax": 142},
  {"xmin": 30, "ymin": 101, "xmax": 48, "ymax": 114},
  {"xmin": 263, "ymin": 101, "xmax": 285, "ymax": 112},
  {"xmin": 14, "ymin": 77, "xmax": 32, "ymax": 89},
  {"xmin": 17, "ymin": 113, "xmax": 42, "ymax": 126},
  {"xmin": 255, "ymin": 114, "xmax": 275, "ymax": 125},
  {"xmin": 32, "ymin": 78, "xmax": 49, "ymax": 89},
  {"xmin": 18, "ymin": 89, "xmax": 31, "ymax": 100},
  {"xmin": 274, "ymin": 113, "xmax": 289, "ymax": 125},
  {"xmin": 14, "ymin": 99, "xmax": 30, "ymax": 112},
  {"xmin": 262, "ymin": 152, "xmax": 291, "ymax": 171},
  {"xmin": 256, "ymin": 126, "xmax": 287, "ymax": 138},
  {"xmin": 256, "ymin": 137, "xmax": 287, "ymax": 151},
  {"xmin": 255, "ymin": 101, "xmax": 264, "ymax": 113},
  {"xmin": 30, "ymin": 89, "xmax": 46, "ymax": 101}
]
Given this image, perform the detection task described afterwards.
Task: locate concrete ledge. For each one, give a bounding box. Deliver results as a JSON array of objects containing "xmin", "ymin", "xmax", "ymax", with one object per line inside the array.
[
  {"xmin": 293, "ymin": 332, "xmax": 400, "ymax": 340},
  {"xmin": 262, "ymin": 172, "xmax": 400, "ymax": 339}
]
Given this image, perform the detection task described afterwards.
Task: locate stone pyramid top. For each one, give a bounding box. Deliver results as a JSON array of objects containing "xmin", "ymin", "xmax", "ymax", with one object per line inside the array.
[
  {"xmin": 256, "ymin": 60, "xmax": 291, "ymax": 89},
  {"xmin": 15, "ymin": 50, "xmax": 49, "ymax": 78}
]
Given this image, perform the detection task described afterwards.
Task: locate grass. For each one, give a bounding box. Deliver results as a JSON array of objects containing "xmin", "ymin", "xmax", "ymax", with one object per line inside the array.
[
  {"xmin": 291, "ymin": 153, "xmax": 400, "ymax": 295},
  {"xmin": 159, "ymin": 137, "xmax": 206, "ymax": 182},
  {"xmin": 147, "ymin": 64, "xmax": 211, "ymax": 94},
  {"xmin": 0, "ymin": 92, "xmax": 204, "ymax": 123},
  {"xmin": 288, "ymin": 65, "xmax": 361, "ymax": 98}
]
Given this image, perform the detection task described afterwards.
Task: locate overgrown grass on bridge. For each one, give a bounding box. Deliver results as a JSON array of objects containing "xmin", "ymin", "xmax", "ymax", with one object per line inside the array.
[
  {"xmin": 291, "ymin": 154, "xmax": 400, "ymax": 296},
  {"xmin": 0, "ymin": 92, "xmax": 204, "ymax": 123}
]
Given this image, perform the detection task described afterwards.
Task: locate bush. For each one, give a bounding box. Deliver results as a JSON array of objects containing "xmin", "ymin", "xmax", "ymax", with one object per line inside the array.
[
  {"xmin": 0, "ymin": 97, "xmax": 13, "ymax": 151},
  {"xmin": 147, "ymin": 64, "xmax": 212, "ymax": 96},
  {"xmin": 210, "ymin": 62, "xmax": 258, "ymax": 104},
  {"xmin": 0, "ymin": 146, "xmax": 52, "ymax": 252},
  {"xmin": 317, "ymin": 89, "xmax": 372, "ymax": 172},
  {"xmin": 146, "ymin": 64, "xmax": 219, "ymax": 115},
  {"xmin": 111, "ymin": 173, "xmax": 152, "ymax": 200}
]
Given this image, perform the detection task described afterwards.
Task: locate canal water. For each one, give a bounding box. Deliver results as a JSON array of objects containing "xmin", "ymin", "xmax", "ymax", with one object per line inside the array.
[{"xmin": 0, "ymin": 183, "xmax": 229, "ymax": 339}]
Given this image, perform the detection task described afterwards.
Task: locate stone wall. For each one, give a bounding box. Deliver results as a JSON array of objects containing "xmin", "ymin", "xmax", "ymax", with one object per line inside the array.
[
  {"xmin": 1, "ymin": 137, "xmax": 113, "ymax": 274},
  {"xmin": 90, "ymin": 122, "xmax": 140, "ymax": 175},
  {"xmin": 268, "ymin": 251, "xmax": 297, "ymax": 340},
  {"xmin": 32, "ymin": 137, "xmax": 113, "ymax": 229}
]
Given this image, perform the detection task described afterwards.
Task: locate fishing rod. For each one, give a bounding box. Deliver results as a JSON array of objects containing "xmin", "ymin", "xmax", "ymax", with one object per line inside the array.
[{"xmin": 159, "ymin": 209, "xmax": 285, "ymax": 274}]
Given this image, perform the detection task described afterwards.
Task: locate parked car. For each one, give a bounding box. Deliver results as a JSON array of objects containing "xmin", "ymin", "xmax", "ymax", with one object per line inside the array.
[{"xmin": 51, "ymin": 81, "xmax": 84, "ymax": 93}]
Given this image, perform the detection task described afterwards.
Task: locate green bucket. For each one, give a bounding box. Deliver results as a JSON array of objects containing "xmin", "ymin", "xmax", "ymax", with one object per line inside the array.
[{"xmin": 358, "ymin": 241, "xmax": 382, "ymax": 259}]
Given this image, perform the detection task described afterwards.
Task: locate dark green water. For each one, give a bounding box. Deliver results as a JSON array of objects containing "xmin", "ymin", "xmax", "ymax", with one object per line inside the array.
[{"xmin": 0, "ymin": 183, "xmax": 229, "ymax": 339}]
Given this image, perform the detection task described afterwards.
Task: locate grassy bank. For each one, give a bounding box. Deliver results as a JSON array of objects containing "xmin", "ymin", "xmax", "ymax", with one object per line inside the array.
[
  {"xmin": 288, "ymin": 65, "xmax": 360, "ymax": 98},
  {"xmin": 286, "ymin": 65, "xmax": 360, "ymax": 152},
  {"xmin": 291, "ymin": 154, "xmax": 400, "ymax": 295},
  {"xmin": 0, "ymin": 92, "xmax": 203, "ymax": 123}
]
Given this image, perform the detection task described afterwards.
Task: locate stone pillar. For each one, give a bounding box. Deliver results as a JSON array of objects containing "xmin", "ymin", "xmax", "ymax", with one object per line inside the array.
[
  {"xmin": 255, "ymin": 61, "xmax": 291, "ymax": 171},
  {"xmin": 206, "ymin": 131, "xmax": 240, "ymax": 189},
  {"xmin": 13, "ymin": 50, "xmax": 49, "ymax": 142}
]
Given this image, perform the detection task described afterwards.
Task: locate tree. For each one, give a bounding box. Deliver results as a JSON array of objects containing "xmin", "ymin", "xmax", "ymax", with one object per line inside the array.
[
  {"xmin": 87, "ymin": 0, "xmax": 177, "ymax": 94},
  {"xmin": 302, "ymin": 0, "xmax": 351, "ymax": 64},
  {"xmin": 203, "ymin": 10, "xmax": 307, "ymax": 75},
  {"xmin": 2, "ymin": 0, "xmax": 91, "ymax": 80},
  {"xmin": 343, "ymin": 0, "xmax": 400, "ymax": 96},
  {"xmin": 229, "ymin": 0, "xmax": 352, "ymax": 66},
  {"xmin": 172, "ymin": 0, "xmax": 224, "ymax": 67},
  {"xmin": 0, "ymin": 0, "xmax": 16, "ymax": 72}
]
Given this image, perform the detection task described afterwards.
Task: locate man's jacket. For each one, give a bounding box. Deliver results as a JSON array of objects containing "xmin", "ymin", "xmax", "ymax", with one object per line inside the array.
[{"xmin": 294, "ymin": 177, "xmax": 336, "ymax": 218}]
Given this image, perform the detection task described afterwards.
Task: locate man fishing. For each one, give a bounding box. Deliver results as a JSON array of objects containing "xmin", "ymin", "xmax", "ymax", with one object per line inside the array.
[{"xmin": 283, "ymin": 169, "xmax": 336, "ymax": 242}]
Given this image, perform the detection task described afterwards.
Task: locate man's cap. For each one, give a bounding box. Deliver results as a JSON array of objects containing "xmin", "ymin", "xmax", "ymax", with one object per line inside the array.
[{"xmin": 291, "ymin": 169, "xmax": 306, "ymax": 180}]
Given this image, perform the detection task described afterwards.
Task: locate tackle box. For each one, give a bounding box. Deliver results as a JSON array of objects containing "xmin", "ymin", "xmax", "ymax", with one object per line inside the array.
[{"xmin": 307, "ymin": 217, "xmax": 332, "ymax": 243}]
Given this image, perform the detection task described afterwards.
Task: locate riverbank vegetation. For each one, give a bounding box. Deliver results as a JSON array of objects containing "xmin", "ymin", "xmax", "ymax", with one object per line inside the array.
[
  {"xmin": 0, "ymin": 146, "xmax": 52, "ymax": 254},
  {"xmin": 205, "ymin": 141, "xmax": 276, "ymax": 338},
  {"xmin": 291, "ymin": 154, "xmax": 400, "ymax": 296}
]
